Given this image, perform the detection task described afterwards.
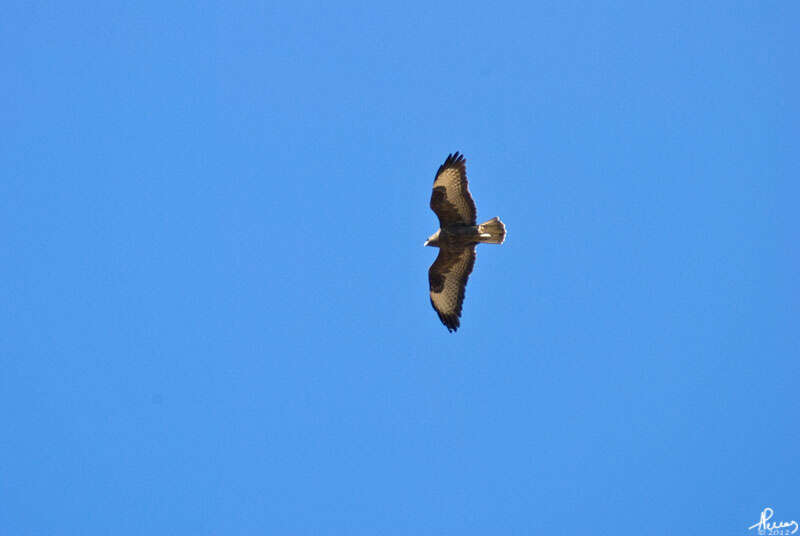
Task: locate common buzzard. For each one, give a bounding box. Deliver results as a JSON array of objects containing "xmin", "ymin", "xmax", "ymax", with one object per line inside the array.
[{"xmin": 425, "ymin": 152, "xmax": 506, "ymax": 332}]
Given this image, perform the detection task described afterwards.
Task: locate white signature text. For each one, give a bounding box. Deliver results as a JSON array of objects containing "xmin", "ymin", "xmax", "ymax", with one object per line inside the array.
[{"xmin": 749, "ymin": 508, "xmax": 798, "ymax": 535}]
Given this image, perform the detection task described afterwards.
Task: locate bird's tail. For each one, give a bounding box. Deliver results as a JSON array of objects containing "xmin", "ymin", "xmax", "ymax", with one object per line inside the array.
[{"xmin": 477, "ymin": 217, "xmax": 506, "ymax": 244}]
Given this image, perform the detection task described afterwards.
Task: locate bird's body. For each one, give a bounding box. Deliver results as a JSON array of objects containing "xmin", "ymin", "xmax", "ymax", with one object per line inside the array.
[
  {"xmin": 425, "ymin": 152, "xmax": 506, "ymax": 332},
  {"xmin": 425, "ymin": 225, "xmax": 480, "ymax": 248},
  {"xmin": 425, "ymin": 219, "xmax": 506, "ymax": 248}
]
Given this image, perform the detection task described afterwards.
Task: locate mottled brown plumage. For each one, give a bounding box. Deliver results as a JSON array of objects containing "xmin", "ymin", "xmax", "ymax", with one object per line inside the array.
[
  {"xmin": 425, "ymin": 152, "xmax": 506, "ymax": 332},
  {"xmin": 430, "ymin": 153, "xmax": 476, "ymax": 227}
]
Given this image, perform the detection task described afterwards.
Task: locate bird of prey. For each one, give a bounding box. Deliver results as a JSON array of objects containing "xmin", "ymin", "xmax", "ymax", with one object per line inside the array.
[{"xmin": 424, "ymin": 152, "xmax": 506, "ymax": 332}]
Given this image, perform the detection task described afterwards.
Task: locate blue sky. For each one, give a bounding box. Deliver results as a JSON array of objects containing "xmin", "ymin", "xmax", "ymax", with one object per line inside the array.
[{"xmin": 3, "ymin": 1, "xmax": 798, "ymax": 534}]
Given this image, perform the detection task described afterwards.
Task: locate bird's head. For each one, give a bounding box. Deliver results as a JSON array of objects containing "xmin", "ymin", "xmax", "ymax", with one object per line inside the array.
[{"xmin": 424, "ymin": 229, "xmax": 441, "ymax": 247}]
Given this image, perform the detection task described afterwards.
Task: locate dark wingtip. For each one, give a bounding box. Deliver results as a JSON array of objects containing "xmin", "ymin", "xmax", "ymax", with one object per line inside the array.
[
  {"xmin": 435, "ymin": 152, "xmax": 467, "ymax": 183},
  {"xmin": 446, "ymin": 151, "xmax": 465, "ymax": 166},
  {"xmin": 440, "ymin": 313, "xmax": 460, "ymax": 333}
]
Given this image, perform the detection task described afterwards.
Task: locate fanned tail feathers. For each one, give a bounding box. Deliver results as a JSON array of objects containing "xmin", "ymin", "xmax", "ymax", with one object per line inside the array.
[{"xmin": 477, "ymin": 217, "xmax": 506, "ymax": 244}]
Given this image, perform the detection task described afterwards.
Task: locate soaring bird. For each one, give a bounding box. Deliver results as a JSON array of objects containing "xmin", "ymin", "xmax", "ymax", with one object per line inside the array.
[{"xmin": 425, "ymin": 152, "xmax": 506, "ymax": 332}]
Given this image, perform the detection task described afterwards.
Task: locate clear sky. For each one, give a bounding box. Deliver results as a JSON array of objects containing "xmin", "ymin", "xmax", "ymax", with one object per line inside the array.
[{"xmin": 3, "ymin": 1, "xmax": 798, "ymax": 534}]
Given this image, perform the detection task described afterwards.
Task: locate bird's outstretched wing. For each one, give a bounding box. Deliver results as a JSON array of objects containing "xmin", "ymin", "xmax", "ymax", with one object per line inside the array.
[
  {"xmin": 428, "ymin": 245, "xmax": 477, "ymax": 332},
  {"xmin": 430, "ymin": 152, "xmax": 477, "ymax": 226}
]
